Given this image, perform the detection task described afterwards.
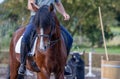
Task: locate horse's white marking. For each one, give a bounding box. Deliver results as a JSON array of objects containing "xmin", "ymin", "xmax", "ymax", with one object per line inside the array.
[{"xmin": 40, "ymin": 28, "xmax": 45, "ymax": 50}]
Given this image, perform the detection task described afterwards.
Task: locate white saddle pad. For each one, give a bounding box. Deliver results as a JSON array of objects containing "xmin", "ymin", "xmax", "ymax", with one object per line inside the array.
[{"xmin": 15, "ymin": 36, "xmax": 38, "ymax": 56}]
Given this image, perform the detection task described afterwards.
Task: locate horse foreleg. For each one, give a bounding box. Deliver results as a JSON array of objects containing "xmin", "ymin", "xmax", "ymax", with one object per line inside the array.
[
  {"xmin": 10, "ymin": 60, "xmax": 20, "ymax": 79},
  {"xmin": 55, "ymin": 72, "xmax": 64, "ymax": 79},
  {"xmin": 37, "ymin": 72, "xmax": 50, "ymax": 79}
]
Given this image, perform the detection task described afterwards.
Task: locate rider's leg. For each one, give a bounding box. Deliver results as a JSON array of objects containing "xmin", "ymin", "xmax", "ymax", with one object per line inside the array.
[
  {"xmin": 60, "ymin": 25, "xmax": 73, "ymax": 75},
  {"xmin": 18, "ymin": 39, "xmax": 28, "ymax": 75},
  {"xmin": 60, "ymin": 25, "xmax": 73, "ymax": 55},
  {"xmin": 18, "ymin": 23, "xmax": 40, "ymax": 75}
]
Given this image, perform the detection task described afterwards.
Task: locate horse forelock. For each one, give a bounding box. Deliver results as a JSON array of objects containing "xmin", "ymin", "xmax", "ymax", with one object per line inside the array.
[{"xmin": 33, "ymin": 5, "xmax": 55, "ymax": 31}]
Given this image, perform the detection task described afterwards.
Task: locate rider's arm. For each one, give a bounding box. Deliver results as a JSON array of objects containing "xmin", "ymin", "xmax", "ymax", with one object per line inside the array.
[
  {"xmin": 54, "ymin": 1, "xmax": 70, "ymax": 20},
  {"xmin": 28, "ymin": 0, "xmax": 39, "ymax": 12}
]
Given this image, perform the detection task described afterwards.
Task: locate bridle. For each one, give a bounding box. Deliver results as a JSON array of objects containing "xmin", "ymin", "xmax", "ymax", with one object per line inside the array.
[
  {"xmin": 38, "ymin": 34, "xmax": 59, "ymax": 46},
  {"xmin": 37, "ymin": 24, "xmax": 60, "ymax": 51},
  {"xmin": 35, "ymin": 7, "xmax": 60, "ymax": 51}
]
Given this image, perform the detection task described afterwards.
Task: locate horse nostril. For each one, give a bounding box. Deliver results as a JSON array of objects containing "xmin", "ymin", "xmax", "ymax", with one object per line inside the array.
[
  {"xmin": 39, "ymin": 46, "xmax": 47, "ymax": 52},
  {"xmin": 44, "ymin": 45, "xmax": 48, "ymax": 50},
  {"xmin": 39, "ymin": 48, "xmax": 45, "ymax": 52},
  {"xmin": 38, "ymin": 46, "xmax": 45, "ymax": 52}
]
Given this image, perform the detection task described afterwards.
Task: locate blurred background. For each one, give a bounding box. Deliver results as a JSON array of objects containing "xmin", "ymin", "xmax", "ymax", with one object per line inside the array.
[
  {"xmin": 0, "ymin": 0, "xmax": 120, "ymax": 73},
  {"xmin": 0, "ymin": 0, "xmax": 120, "ymax": 79}
]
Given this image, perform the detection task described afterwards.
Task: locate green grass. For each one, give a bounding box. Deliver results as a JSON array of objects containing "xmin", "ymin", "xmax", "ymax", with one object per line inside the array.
[
  {"xmin": 92, "ymin": 47, "xmax": 120, "ymax": 54},
  {"xmin": 71, "ymin": 46, "xmax": 120, "ymax": 54},
  {"xmin": 110, "ymin": 27, "xmax": 120, "ymax": 34},
  {"xmin": 72, "ymin": 26, "xmax": 120, "ymax": 54}
]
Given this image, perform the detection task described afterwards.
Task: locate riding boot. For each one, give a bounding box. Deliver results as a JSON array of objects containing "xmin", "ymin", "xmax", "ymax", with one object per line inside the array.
[
  {"xmin": 18, "ymin": 42, "xmax": 40, "ymax": 75},
  {"xmin": 64, "ymin": 65, "xmax": 72, "ymax": 75},
  {"xmin": 18, "ymin": 42, "xmax": 27, "ymax": 75}
]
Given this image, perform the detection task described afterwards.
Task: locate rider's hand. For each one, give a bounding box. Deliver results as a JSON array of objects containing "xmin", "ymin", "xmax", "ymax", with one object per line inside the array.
[
  {"xmin": 28, "ymin": 0, "xmax": 39, "ymax": 12},
  {"xmin": 63, "ymin": 13, "xmax": 70, "ymax": 21},
  {"xmin": 31, "ymin": 3, "xmax": 39, "ymax": 12}
]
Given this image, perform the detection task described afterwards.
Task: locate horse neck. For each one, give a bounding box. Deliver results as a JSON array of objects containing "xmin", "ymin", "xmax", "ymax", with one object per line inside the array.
[
  {"xmin": 53, "ymin": 13, "xmax": 61, "ymax": 39},
  {"xmin": 49, "ymin": 15, "xmax": 62, "ymax": 53}
]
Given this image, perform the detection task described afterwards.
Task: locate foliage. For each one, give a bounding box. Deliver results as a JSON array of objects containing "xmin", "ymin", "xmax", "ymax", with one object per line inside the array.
[
  {"xmin": 0, "ymin": 0, "xmax": 29, "ymax": 24},
  {"xmin": 0, "ymin": 0, "xmax": 120, "ymax": 48},
  {"xmin": 0, "ymin": 21, "xmax": 19, "ymax": 49},
  {"xmin": 61, "ymin": 0, "xmax": 119, "ymax": 47}
]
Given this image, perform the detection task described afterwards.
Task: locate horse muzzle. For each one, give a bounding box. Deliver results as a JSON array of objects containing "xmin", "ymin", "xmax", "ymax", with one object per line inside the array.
[{"xmin": 39, "ymin": 46, "xmax": 46, "ymax": 52}]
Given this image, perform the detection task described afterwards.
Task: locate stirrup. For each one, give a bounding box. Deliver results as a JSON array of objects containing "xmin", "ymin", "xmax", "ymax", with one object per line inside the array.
[
  {"xmin": 64, "ymin": 65, "xmax": 72, "ymax": 76},
  {"xmin": 18, "ymin": 64, "xmax": 26, "ymax": 75}
]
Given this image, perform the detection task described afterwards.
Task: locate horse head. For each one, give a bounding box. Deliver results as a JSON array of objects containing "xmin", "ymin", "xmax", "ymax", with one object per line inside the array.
[{"xmin": 33, "ymin": 4, "xmax": 60, "ymax": 52}]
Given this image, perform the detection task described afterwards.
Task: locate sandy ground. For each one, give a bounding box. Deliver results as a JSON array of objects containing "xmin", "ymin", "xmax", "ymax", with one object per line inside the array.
[{"xmin": 0, "ymin": 65, "xmax": 101, "ymax": 79}]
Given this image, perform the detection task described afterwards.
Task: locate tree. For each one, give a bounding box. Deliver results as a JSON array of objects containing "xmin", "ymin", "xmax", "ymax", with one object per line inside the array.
[
  {"xmin": 0, "ymin": 0, "xmax": 119, "ymax": 47},
  {"xmin": 0, "ymin": 0, "xmax": 29, "ymax": 24},
  {"xmin": 60, "ymin": 0, "xmax": 116, "ymax": 47}
]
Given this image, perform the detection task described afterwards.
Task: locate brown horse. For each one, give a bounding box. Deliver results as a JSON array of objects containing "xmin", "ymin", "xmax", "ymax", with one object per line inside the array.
[{"xmin": 9, "ymin": 5, "xmax": 67, "ymax": 79}]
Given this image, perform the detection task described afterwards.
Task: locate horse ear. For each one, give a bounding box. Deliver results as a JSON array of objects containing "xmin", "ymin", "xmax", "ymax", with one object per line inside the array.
[{"xmin": 49, "ymin": 3, "xmax": 54, "ymax": 12}]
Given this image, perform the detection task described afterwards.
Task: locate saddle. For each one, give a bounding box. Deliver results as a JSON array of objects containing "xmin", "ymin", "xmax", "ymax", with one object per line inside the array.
[{"xmin": 15, "ymin": 31, "xmax": 37, "ymax": 55}]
